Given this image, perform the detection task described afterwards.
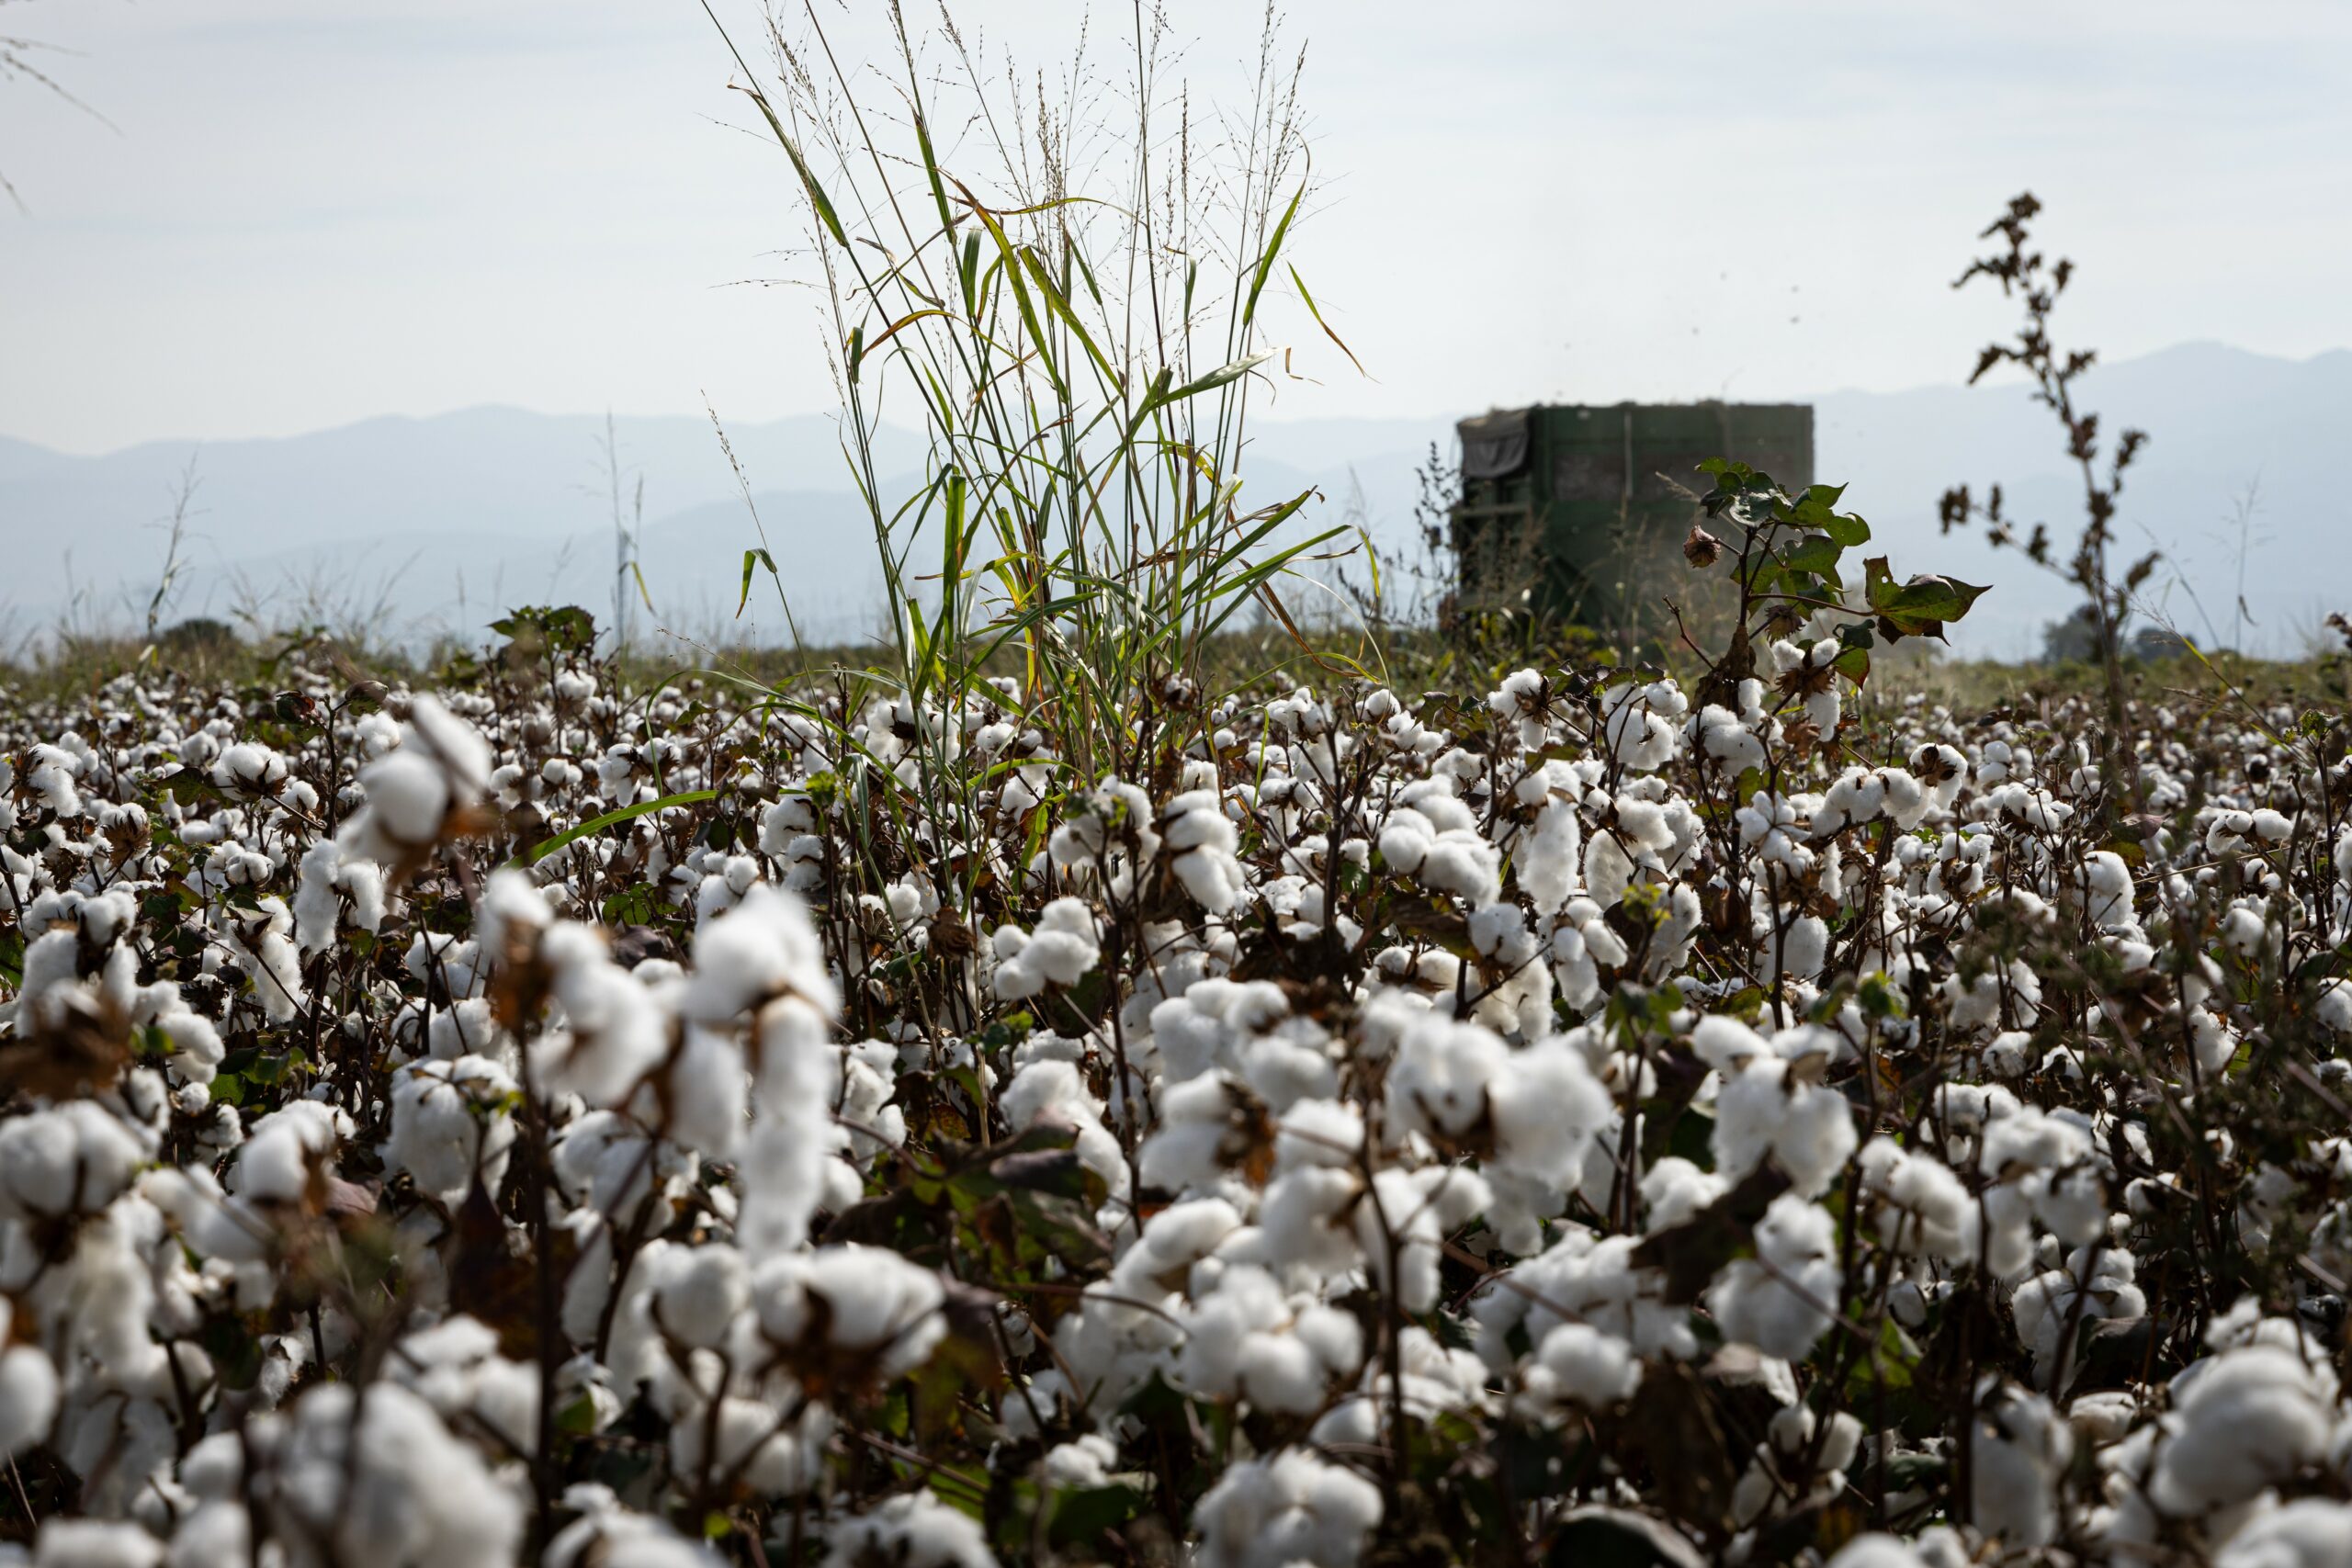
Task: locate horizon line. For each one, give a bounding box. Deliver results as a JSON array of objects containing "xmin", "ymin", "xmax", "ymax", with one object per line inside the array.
[{"xmin": 9, "ymin": 338, "xmax": 2346, "ymax": 462}]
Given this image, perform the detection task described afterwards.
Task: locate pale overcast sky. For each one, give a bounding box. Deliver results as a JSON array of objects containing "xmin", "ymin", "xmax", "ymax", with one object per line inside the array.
[{"xmin": 6, "ymin": 0, "xmax": 2350, "ymax": 455}]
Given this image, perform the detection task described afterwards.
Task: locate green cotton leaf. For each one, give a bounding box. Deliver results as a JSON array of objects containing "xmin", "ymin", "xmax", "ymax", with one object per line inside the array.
[
  {"xmin": 1544, "ymin": 1508, "xmax": 1709, "ymax": 1568},
  {"xmin": 1864, "ymin": 556, "xmax": 1991, "ymax": 640},
  {"xmin": 1779, "ymin": 534, "xmax": 1843, "ymax": 575},
  {"xmin": 1821, "ymin": 510, "xmax": 1871, "ymax": 547},
  {"xmin": 1845, "ymin": 1314, "xmax": 1922, "ymax": 1398},
  {"xmin": 160, "ymin": 767, "xmax": 226, "ymax": 807},
  {"xmin": 1787, "ymin": 482, "xmax": 1869, "ymax": 540},
  {"xmin": 1006, "ymin": 1189, "xmax": 1112, "ymax": 1270},
  {"xmin": 1833, "ymin": 645, "xmax": 1871, "ymax": 685},
  {"xmin": 1048, "ymin": 1484, "xmax": 1148, "ymax": 1548}
]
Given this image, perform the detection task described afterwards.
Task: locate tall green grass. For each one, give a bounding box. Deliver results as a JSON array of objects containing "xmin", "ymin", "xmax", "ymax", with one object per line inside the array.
[{"xmin": 702, "ymin": 2, "xmax": 1366, "ymax": 802}]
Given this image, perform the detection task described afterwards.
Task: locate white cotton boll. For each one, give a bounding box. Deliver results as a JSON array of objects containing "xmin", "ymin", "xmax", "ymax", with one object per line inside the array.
[
  {"xmin": 0, "ymin": 1344, "xmax": 60, "ymax": 1457},
  {"xmin": 2223, "ymin": 902, "xmax": 2271, "ymax": 958},
  {"xmin": 990, "ymin": 897, "xmax": 1102, "ymax": 1000},
  {"xmin": 1420, "ymin": 832, "xmax": 1502, "ymax": 908},
  {"xmin": 819, "ymin": 1490, "xmax": 997, "ymax": 1568},
  {"xmin": 537, "ymin": 925, "xmax": 670, "ymax": 1108},
  {"xmin": 752, "ymin": 1246, "xmax": 947, "ymax": 1381},
  {"xmin": 1172, "ymin": 843, "xmax": 1246, "ymax": 912},
  {"xmin": 1376, "ymin": 806, "xmax": 1434, "ymax": 874},
  {"xmin": 1260, "ymin": 1167, "xmax": 1366, "ymax": 1283},
  {"xmin": 1042, "ymin": 1434, "xmax": 1119, "ymax": 1491},
  {"xmin": 1826, "ymin": 1535, "xmax": 1931, "ymax": 1568},
  {"xmin": 1640, "ymin": 1156, "xmax": 1728, "ymax": 1231},
  {"xmin": 1385, "ymin": 1013, "xmax": 1510, "ymax": 1143},
  {"xmin": 759, "ymin": 795, "xmax": 819, "ymax": 855},
  {"xmin": 1136, "ymin": 1074, "xmax": 1248, "ymax": 1192},
  {"xmin": 1114, "ymin": 1199, "xmax": 1245, "ymax": 1305},
  {"xmin": 1177, "ymin": 1265, "xmax": 1360, "ymax": 1415},
  {"xmin": 1488, "ymin": 1038, "xmax": 1612, "ymax": 1190},
  {"xmin": 2319, "ymin": 982, "xmax": 2352, "ymax": 1037},
  {"xmin": 1193, "ymin": 1447, "xmax": 1384, "ymax": 1568},
  {"xmin": 32, "ymin": 1519, "xmax": 161, "ymax": 1568},
  {"xmin": 381, "ymin": 1055, "xmax": 518, "ymax": 1207},
  {"xmin": 1706, "ymin": 1194, "xmax": 1842, "ymax": 1360},
  {"xmin": 1972, "ymin": 1384, "xmax": 2072, "ymax": 1548},
  {"xmin": 1379, "ymin": 806, "xmax": 1500, "ymax": 908},
  {"xmin": 667, "ymin": 1397, "xmax": 831, "ymax": 1503},
  {"xmin": 1713, "ymin": 1057, "xmax": 1856, "ymax": 1199},
  {"xmin": 420, "ymin": 998, "xmax": 506, "ymax": 1066},
  {"xmin": 1519, "ymin": 794, "xmax": 1586, "ymax": 914},
  {"xmin": 1613, "ymin": 795, "xmax": 1675, "ymax": 855},
  {"xmin": 1152, "ymin": 978, "xmax": 1294, "ymax": 1084},
  {"xmin": 1526, "ymin": 1323, "xmax": 1641, "ymax": 1409},
  {"xmin": 1488, "ymin": 668, "xmax": 1555, "ymax": 750},
  {"xmin": 166, "ymin": 1503, "xmax": 253, "ymax": 1566},
  {"xmin": 382, "ymin": 1317, "xmax": 540, "ymax": 1460},
  {"xmin": 2151, "ymin": 1341, "xmax": 2338, "ymax": 1516},
  {"xmin": 2012, "ymin": 1246, "xmax": 2144, "ymax": 1388},
  {"xmin": 230, "ymin": 1102, "xmax": 345, "ymax": 1204},
  {"xmin": 1804, "ymin": 683, "xmax": 1840, "ymax": 736},
  {"xmin": 734, "ymin": 1120, "xmax": 832, "ymax": 1259},
  {"xmin": 1768, "ymin": 914, "xmax": 1828, "ymax": 983},
  {"xmin": 1581, "ymin": 828, "xmax": 1638, "ymax": 909},
  {"xmin": 1227, "ymin": 1323, "xmax": 1346, "ymax": 1417},
  {"xmin": 1856, "ymin": 1138, "xmax": 1976, "ymax": 1262},
  {"xmin": 1693, "ymin": 704, "xmax": 1767, "ymax": 777},
  {"xmin": 359, "ymin": 750, "xmax": 452, "ymax": 850},
  {"xmin": 638, "ymin": 1026, "xmax": 747, "ymax": 1157},
  {"xmin": 226, "ymin": 897, "xmax": 309, "ymax": 1022},
  {"xmin": 684, "ymin": 885, "xmax": 838, "ymax": 1023},
  {"xmin": 1599, "ymin": 680, "xmax": 1687, "ymax": 773},
  {"xmin": 25, "ymin": 744, "xmax": 83, "ymax": 818},
  {"xmin": 694, "ymin": 873, "xmax": 741, "ymax": 929},
  {"xmin": 406, "ymin": 931, "xmax": 487, "ymax": 998},
  {"xmin": 2067, "ymin": 1390, "xmax": 2141, "ymax": 1446},
  {"xmin": 2077, "ymin": 849, "xmax": 2134, "ymax": 929},
  {"xmin": 546, "ymin": 1497, "xmax": 728, "ymax": 1568},
  {"xmin": 1164, "ymin": 790, "xmax": 1246, "ymax": 913},
  {"xmin": 1275, "ymin": 1098, "xmax": 1363, "ymax": 1173},
  {"xmin": 2217, "ymin": 1499, "xmax": 2352, "ymax": 1568},
  {"xmin": 267, "ymin": 1382, "xmax": 523, "ymax": 1568},
  {"xmin": 1691, "ymin": 1014, "xmax": 1770, "ymax": 1075},
  {"xmin": 1355, "ymin": 1167, "xmax": 1487, "ymax": 1314},
  {"xmin": 209, "ymin": 741, "xmax": 288, "ymax": 797},
  {"xmin": 1002, "ymin": 1060, "xmax": 1126, "ymax": 1198},
  {"xmin": 653, "ymin": 1245, "xmax": 749, "ymax": 1351},
  {"xmin": 752, "ymin": 991, "xmax": 837, "ymax": 1114},
  {"xmin": 293, "ymin": 839, "xmax": 347, "ymax": 952},
  {"xmin": 0, "ymin": 1101, "xmax": 150, "ymax": 1219}
]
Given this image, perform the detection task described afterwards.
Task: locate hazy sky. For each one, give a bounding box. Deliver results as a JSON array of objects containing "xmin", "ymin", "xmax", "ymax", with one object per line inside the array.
[{"xmin": 6, "ymin": 0, "xmax": 2352, "ymax": 455}]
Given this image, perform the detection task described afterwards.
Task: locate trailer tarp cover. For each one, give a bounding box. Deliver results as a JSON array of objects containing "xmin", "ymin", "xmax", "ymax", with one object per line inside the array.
[{"xmin": 1457, "ymin": 407, "xmax": 1531, "ymax": 480}]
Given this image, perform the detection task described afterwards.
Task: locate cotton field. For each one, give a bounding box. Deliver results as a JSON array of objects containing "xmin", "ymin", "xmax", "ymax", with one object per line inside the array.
[{"xmin": 2, "ymin": 623, "xmax": 2351, "ymax": 1568}]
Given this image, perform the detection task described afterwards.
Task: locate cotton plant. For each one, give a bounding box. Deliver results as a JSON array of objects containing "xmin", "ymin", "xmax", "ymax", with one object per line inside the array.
[{"xmin": 6, "ymin": 530, "xmax": 2352, "ymax": 1568}]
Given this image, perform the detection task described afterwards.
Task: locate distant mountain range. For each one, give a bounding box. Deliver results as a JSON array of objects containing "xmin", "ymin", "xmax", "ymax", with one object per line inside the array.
[{"xmin": 3, "ymin": 342, "xmax": 2343, "ymax": 660}]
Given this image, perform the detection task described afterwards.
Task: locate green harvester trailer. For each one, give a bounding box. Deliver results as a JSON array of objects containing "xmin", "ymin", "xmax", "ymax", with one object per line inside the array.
[{"xmin": 1451, "ymin": 401, "xmax": 1814, "ymax": 629}]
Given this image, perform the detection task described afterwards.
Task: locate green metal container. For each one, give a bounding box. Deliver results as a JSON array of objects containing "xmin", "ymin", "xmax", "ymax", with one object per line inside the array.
[{"xmin": 1452, "ymin": 401, "xmax": 1814, "ymax": 630}]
